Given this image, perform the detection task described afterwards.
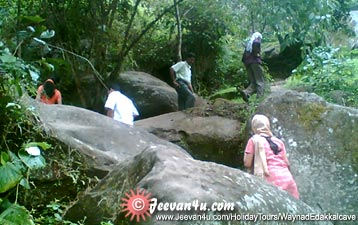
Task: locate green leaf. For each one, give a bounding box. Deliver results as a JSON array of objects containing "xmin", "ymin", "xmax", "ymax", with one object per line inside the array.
[
  {"xmin": 0, "ymin": 162, "xmax": 23, "ymax": 193},
  {"xmin": 21, "ymin": 15, "xmax": 45, "ymax": 23},
  {"xmin": 1, "ymin": 152, "xmax": 10, "ymax": 165},
  {"xmin": 0, "ymin": 55, "xmax": 17, "ymax": 63},
  {"xmin": 29, "ymin": 70, "xmax": 39, "ymax": 82},
  {"xmin": 0, "ymin": 204, "xmax": 35, "ymax": 225},
  {"xmin": 40, "ymin": 30, "xmax": 55, "ymax": 39},
  {"xmin": 54, "ymin": 213, "xmax": 62, "ymax": 221},
  {"xmin": 18, "ymin": 150, "xmax": 46, "ymax": 170},
  {"xmin": 19, "ymin": 178, "xmax": 31, "ymax": 190},
  {"xmin": 7, "ymin": 151, "xmax": 26, "ymax": 171},
  {"xmin": 5, "ymin": 103, "xmax": 21, "ymax": 109},
  {"xmin": 24, "ymin": 142, "xmax": 51, "ymax": 151},
  {"xmin": 0, "ymin": 218, "xmax": 18, "ymax": 225}
]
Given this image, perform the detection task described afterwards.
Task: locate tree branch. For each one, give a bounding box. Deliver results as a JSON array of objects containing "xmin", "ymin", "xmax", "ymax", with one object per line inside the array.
[
  {"xmin": 109, "ymin": 0, "xmax": 186, "ymax": 80},
  {"xmin": 174, "ymin": 0, "xmax": 182, "ymax": 61}
]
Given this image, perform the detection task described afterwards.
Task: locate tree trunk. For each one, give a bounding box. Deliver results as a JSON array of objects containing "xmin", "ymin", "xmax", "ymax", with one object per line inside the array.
[
  {"xmin": 108, "ymin": 0, "xmax": 186, "ymax": 82},
  {"xmin": 16, "ymin": 0, "xmax": 22, "ymax": 57},
  {"xmin": 69, "ymin": 60, "xmax": 87, "ymax": 108},
  {"xmin": 110, "ymin": 0, "xmax": 142, "ymax": 81},
  {"xmin": 250, "ymin": 11, "xmax": 255, "ymax": 33},
  {"xmin": 174, "ymin": 0, "xmax": 182, "ymax": 61}
]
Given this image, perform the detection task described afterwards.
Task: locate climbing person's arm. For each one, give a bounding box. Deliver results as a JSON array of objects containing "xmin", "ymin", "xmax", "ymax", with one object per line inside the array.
[
  {"xmin": 106, "ymin": 108, "xmax": 114, "ymax": 118},
  {"xmin": 170, "ymin": 67, "xmax": 179, "ymax": 88},
  {"xmin": 243, "ymin": 138, "xmax": 255, "ymax": 174},
  {"xmin": 104, "ymin": 91, "xmax": 115, "ymax": 119},
  {"xmin": 243, "ymin": 153, "xmax": 254, "ymax": 168},
  {"xmin": 36, "ymin": 86, "xmax": 43, "ymax": 101},
  {"xmin": 188, "ymin": 82, "xmax": 194, "ymax": 93},
  {"xmin": 56, "ymin": 91, "xmax": 62, "ymax": 104}
]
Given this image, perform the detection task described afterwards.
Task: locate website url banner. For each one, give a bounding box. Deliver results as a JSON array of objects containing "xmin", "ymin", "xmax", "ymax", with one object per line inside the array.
[{"xmin": 155, "ymin": 213, "xmax": 357, "ymax": 222}]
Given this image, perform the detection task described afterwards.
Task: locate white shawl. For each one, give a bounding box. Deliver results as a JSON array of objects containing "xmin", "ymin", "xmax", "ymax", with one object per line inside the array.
[{"xmin": 245, "ymin": 32, "xmax": 262, "ymax": 53}]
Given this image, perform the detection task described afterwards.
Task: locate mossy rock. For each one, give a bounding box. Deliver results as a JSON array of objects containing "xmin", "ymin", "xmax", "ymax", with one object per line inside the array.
[{"xmin": 297, "ymin": 102, "xmax": 327, "ymax": 130}]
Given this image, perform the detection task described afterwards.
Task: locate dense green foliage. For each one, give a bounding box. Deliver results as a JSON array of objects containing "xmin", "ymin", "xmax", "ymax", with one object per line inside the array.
[
  {"xmin": 287, "ymin": 47, "xmax": 358, "ymax": 107},
  {"xmin": 0, "ymin": 18, "xmax": 97, "ymax": 225},
  {"xmin": 0, "ymin": 41, "xmax": 105, "ymax": 225},
  {"xmin": 2, "ymin": 0, "xmax": 356, "ymax": 110},
  {"xmin": 0, "ymin": 38, "xmax": 47, "ymax": 223}
]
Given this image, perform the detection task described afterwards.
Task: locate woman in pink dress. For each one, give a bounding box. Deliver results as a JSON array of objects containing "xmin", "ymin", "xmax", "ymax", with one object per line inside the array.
[{"xmin": 243, "ymin": 114, "xmax": 299, "ymax": 199}]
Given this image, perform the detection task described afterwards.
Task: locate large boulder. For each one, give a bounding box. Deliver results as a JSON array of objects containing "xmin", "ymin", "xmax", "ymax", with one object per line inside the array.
[
  {"xmin": 27, "ymin": 97, "xmax": 183, "ymax": 176},
  {"xmin": 24, "ymin": 96, "xmax": 328, "ymax": 225},
  {"xmin": 22, "ymin": 88, "xmax": 358, "ymax": 224},
  {"xmin": 19, "ymin": 96, "xmax": 187, "ymax": 211},
  {"xmin": 117, "ymin": 71, "xmax": 178, "ymax": 119},
  {"xmin": 254, "ymin": 89, "xmax": 358, "ymax": 221},
  {"xmin": 135, "ymin": 99, "xmax": 248, "ymax": 167},
  {"xmin": 64, "ymin": 144, "xmax": 327, "ymax": 225}
]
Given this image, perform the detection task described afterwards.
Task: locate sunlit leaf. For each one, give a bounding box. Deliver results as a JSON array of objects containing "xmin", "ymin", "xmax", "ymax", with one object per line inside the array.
[
  {"xmin": 21, "ymin": 15, "xmax": 45, "ymax": 23},
  {"xmin": 24, "ymin": 142, "xmax": 51, "ymax": 151},
  {"xmin": 0, "ymin": 55, "xmax": 17, "ymax": 63},
  {"xmin": 5, "ymin": 103, "xmax": 21, "ymax": 109},
  {"xmin": 40, "ymin": 30, "xmax": 55, "ymax": 39},
  {"xmin": 32, "ymin": 37, "xmax": 46, "ymax": 46},
  {"xmin": 1, "ymin": 152, "xmax": 10, "ymax": 165},
  {"xmin": 29, "ymin": 70, "xmax": 39, "ymax": 82},
  {"xmin": 18, "ymin": 149, "xmax": 46, "ymax": 170},
  {"xmin": 19, "ymin": 178, "xmax": 31, "ymax": 190},
  {"xmin": 27, "ymin": 26, "xmax": 35, "ymax": 32},
  {"xmin": 25, "ymin": 147, "xmax": 41, "ymax": 156}
]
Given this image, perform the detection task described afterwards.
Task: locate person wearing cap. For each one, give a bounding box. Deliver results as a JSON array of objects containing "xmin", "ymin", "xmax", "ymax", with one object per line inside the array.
[
  {"xmin": 243, "ymin": 114, "xmax": 299, "ymax": 199},
  {"xmin": 36, "ymin": 79, "xmax": 62, "ymax": 104},
  {"xmin": 240, "ymin": 32, "xmax": 265, "ymax": 102},
  {"xmin": 170, "ymin": 53, "xmax": 196, "ymax": 110},
  {"xmin": 104, "ymin": 84, "xmax": 139, "ymax": 126}
]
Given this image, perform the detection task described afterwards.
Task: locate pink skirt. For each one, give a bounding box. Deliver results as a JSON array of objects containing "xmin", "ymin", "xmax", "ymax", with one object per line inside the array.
[{"xmin": 265, "ymin": 167, "xmax": 299, "ymax": 199}]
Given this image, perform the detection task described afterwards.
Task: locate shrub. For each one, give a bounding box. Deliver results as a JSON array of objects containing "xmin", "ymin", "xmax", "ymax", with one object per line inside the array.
[{"xmin": 287, "ymin": 46, "xmax": 358, "ymax": 107}]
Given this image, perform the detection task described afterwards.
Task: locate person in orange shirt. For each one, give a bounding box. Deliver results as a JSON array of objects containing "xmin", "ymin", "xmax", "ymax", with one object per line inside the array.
[{"xmin": 36, "ymin": 79, "xmax": 62, "ymax": 104}]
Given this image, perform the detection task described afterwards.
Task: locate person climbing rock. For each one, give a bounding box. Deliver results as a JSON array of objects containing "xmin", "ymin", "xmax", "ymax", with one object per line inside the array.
[
  {"xmin": 36, "ymin": 78, "xmax": 62, "ymax": 104},
  {"xmin": 243, "ymin": 114, "xmax": 299, "ymax": 199},
  {"xmin": 240, "ymin": 32, "xmax": 265, "ymax": 102}
]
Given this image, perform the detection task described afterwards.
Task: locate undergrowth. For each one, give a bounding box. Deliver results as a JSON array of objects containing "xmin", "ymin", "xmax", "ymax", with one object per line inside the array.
[{"xmin": 287, "ymin": 46, "xmax": 358, "ymax": 107}]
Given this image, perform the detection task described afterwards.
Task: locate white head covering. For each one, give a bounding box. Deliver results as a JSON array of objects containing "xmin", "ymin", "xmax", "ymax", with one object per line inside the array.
[
  {"xmin": 245, "ymin": 32, "xmax": 262, "ymax": 53},
  {"xmin": 251, "ymin": 114, "xmax": 273, "ymax": 137}
]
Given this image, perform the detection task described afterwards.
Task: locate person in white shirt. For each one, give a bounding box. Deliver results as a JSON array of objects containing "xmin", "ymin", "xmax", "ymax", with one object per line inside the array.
[
  {"xmin": 104, "ymin": 84, "xmax": 139, "ymax": 126},
  {"xmin": 170, "ymin": 53, "xmax": 196, "ymax": 110}
]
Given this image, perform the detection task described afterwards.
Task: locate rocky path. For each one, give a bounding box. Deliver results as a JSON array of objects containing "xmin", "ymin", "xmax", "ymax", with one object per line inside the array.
[{"xmin": 270, "ymin": 79, "xmax": 287, "ymax": 92}]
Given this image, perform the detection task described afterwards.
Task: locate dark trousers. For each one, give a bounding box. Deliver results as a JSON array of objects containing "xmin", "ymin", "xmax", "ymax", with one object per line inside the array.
[
  {"xmin": 244, "ymin": 63, "xmax": 265, "ymax": 97},
  {"xmin": 175, "ymin": 79, "xmax": 195, "ymax": 110}
]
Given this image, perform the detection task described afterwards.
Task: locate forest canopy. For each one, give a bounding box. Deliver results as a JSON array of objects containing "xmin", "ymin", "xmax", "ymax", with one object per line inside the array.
[{"xmin": 1, "ymin": 0, "xmax": 357, "ymax": 110}]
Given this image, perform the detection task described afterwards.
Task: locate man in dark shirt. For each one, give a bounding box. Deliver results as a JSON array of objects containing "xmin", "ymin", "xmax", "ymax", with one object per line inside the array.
[{"xmin": 240, "ymin": 32, "xmax": 264, "ymax": 102}]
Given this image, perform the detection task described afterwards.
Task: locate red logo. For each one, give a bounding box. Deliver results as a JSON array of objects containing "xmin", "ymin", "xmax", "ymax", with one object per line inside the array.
[{"xmin": 121, "ymin": 188, "xmax": 152, "ymax": 222}]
